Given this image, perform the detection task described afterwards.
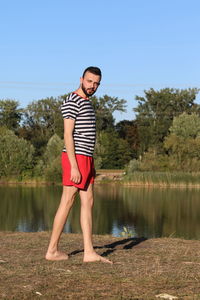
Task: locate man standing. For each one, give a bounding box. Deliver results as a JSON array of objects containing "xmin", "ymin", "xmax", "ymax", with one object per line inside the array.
[{"xmin": 46, "ymin": 67, "xmax": 112, "ymax": 264}]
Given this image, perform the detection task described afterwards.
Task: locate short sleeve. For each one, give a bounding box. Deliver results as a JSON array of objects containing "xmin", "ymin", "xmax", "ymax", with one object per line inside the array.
[{"xmin": 61, "ymin": 99, "xmax": 80, "ymax": 120}]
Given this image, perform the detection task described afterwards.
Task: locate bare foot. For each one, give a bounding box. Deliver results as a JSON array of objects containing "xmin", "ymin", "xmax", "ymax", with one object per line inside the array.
[
  {"xmin": 45, "ymin": 251, "xmax": 69, "ymax": 261},
  {"xmin": 83, "ymin": 252, "xmax": 113, "ymax": 264}
]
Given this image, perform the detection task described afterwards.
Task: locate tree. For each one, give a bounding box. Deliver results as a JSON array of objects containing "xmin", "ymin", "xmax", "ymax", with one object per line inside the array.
[
  {"xmin": 95, "ymin": 131, "xmax": 132, "ymax": 169},
  {"xmin": 0, "ymin": 127, "xmax": 35, "ymax": 177},
  {"xmin": 164, "ymin": 113, "xmax": 200, "ymax": 171},
  {"xmin": 20, "ymin": 97, "xmax": 63, "ymax": 156},
  {"xmin": 0, "ymin": 100, "xmax": 22, "ymax": 131},
  {"xmin": 40, "ymin": 134, "xmax": 63, "ymax": 182},
  {"xmin": 44, "ymin": 133, "xmax": 64, "ymax": 164},
  {"xmin": 91, "ymin": 95, "xmax": 127, "ymax": 132},
  {"xmin": 169, "ymin": 112, "xmax": 200, "ymax": 139},
  {"xmin": 115, "ymin": 120, "xmax": 139, "ymax": 158},
  {"xmin": 134, "ymin": 88, "xmax": 200, "ymax": 154}
]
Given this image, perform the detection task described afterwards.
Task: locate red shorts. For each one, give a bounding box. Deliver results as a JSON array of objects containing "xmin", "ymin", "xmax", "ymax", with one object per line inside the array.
[{"xmin": 61, "ymin": 152, "xmax": 95, "ymax": 190}]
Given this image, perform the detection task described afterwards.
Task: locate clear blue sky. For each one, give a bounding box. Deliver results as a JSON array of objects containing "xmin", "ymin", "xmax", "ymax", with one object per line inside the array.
[{"xmin": 1, "ymin": 0, "xmax": 200, "ymax": 122}]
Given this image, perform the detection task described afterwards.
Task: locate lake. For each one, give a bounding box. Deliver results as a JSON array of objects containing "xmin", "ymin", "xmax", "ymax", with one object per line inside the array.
[{"xmin": 0, "ymin": 184, "xmax": 200, "ymax": 239}]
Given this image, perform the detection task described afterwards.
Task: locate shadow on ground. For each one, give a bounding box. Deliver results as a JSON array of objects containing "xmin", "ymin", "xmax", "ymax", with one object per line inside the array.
[{"xmin": 69, "ymin": 237, "xmax": 147, "ymax": 257}]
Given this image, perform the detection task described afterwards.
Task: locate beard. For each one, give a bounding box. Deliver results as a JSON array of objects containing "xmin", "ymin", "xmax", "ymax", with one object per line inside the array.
[{"xmin": 81, "ymin": 83, "xmax": 96, "ymax": 97}]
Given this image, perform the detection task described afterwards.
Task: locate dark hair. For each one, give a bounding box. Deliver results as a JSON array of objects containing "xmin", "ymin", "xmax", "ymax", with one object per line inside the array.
[{"xmin": 82, "ymin": 66, "xmax": 102, "ymax": 78}]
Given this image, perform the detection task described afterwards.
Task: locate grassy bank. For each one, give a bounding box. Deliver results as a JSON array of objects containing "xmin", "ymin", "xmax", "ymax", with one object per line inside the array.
[
  {"xmin": 0, "ymin": 232, "xmax": 200, "ymax": 299},
  {"xmin": 0, "ymin": 176, "xmax": 48, "ymax": 185},
  {"xmin": 2, "ymin": 171, "xmax": 200, "ymax": 188},
  {"xmin": 123, "ymin": 171, "xmax": 200, "ymax": 188}
]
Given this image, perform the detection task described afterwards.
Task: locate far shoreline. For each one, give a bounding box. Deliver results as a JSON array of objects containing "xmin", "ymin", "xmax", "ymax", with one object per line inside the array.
[
  {"xmin": 1, "ymin": 170, "xmax": 200, "ymax": 188},
  {"xmin": 1, "ymin": 180, "xmax": 200, "ymax": 189}
]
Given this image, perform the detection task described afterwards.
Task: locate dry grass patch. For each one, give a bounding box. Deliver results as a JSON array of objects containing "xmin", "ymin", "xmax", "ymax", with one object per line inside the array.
[{"xmin": 0, "ymin": 232, "xmax": 200, "ymax": 299}]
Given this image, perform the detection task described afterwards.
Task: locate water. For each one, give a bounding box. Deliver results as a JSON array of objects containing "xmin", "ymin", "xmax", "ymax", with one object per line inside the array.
[{"xmin": 0, "ymin": 184, "xmax": 200, "ymax": 239}]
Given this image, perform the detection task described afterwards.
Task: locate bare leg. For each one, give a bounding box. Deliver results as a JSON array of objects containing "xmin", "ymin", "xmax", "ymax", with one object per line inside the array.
[
  {"xmin": 79, "ymin": 184, "xmax": 113, "ymax": 264},
  {"xmin": 45, "ymin": 185, "xmax": 78, "ymax": 261}
]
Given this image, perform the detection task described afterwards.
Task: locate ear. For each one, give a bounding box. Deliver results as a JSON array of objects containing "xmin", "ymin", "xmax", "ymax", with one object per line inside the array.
[{"xmin": 80, "ymin": 77, "xmax": 83, "ymax": 84}]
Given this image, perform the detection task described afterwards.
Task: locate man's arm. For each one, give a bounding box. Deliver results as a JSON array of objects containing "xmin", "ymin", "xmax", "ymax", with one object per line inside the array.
[{"xmin": 64, "ymin": 118, "xmax": 81, "ymax": 184}]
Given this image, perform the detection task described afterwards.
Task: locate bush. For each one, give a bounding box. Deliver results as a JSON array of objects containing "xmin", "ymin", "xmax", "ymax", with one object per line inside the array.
[
  {"xmin": 44, "ymin": 156, "xmax": 62, "ymax": 183},
  {"xmin": 33, "ymin": 159, "xmax": 45, "ymax": 177},
  {"xmin": 126, "ymin": 159, "xmax": 141, "ymax": 174},
  {"xmin": 139, "ymin": 149, "xmax": 170, "ymax": 172},
  {"xmin": 42, "ymin": 134, "xmax": 63, "ymax": 181},
  {"xmin": 0, "ymin": 127, "xmax": 35, "ymax": 178},
  {"xmin": 44, "ymin": 134, "xmax": 64, "ymax": 164}
]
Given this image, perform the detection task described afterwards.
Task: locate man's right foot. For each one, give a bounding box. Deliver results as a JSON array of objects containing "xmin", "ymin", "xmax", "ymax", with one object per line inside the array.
[
  {"xmin": 83, "ymin": 252, "xmax": 113, "ymax": 264},
  {"xmin": 45, "ymin": 251, "xmax": 69, "ymax": 261}
]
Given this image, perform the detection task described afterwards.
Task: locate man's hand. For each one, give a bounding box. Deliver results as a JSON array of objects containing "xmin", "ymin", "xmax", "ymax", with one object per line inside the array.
[{"xmin": 70, "ymin": 166, "xmax": 81, "ymax": 184}]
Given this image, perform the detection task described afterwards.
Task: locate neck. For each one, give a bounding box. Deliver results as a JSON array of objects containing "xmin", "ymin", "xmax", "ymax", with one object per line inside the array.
[{"xmin": 74, "ymin": 87, "xmax": 88, "ymax": 99}]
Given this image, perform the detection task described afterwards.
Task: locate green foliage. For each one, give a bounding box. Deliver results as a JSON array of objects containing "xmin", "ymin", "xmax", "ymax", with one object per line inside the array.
[
  {"xmin": 125, "ymin": 111, "xmax": 200, "ymax": 173},
  {"xmin": 139, "ymin": 149, "xmax": 170, "ymax": 172},
  {"xmin": 20, "ymin": 97, "xmax": 63, "ymax": 157},
  {"xmin": 42, "ymin": 134, "xmax": 63, "ymax": 182},
  {"xmin": 33, "ymin": 159, "xmax": 45, "ymax": 177},
  {"xmin": 44, "ymin": 156, "xmax": 62, "ymax": 182},
  {"xmin": 125, "ymin": 159, "xmax": 141, "ymax": 174},
  {"xmin": 44, "ymin": 134, "xmax": 63, "ymax": 164},
  {"xmin": 95, "ymin": 131, "xmax": 132, "ymax": 169},
  {"xmin": 0, "ymin": 94, "xmax": 130, "ymax": 179},
  {"xmin": 115, "ymin": 120, "xmax": 139, "ymax": 158},
  {"xmin": 164, "ymin": 135, "xmax": 200, "ymax": 171},
  {"xmin": 123, "ymin": 171, "xmax": 200, "ymax": 187},
  {"xmin": 169, "ymin": 112, "xmax": 200, "ymax": 139},
  {"xmin": 0, "ymin": 127, "xmax": 35, "ymax": 178},
  {"xmin": 163, "ymin": 113, "xmax": 200, "ymax": 171},
  {"xmin": 3, "ymin": 88, "xmax": 200, "ymax": 178},
  {"xmin": 0, "ymin": 99, "xmax": 22, "ymax": 131},
  {"xmin": 24, "ymin": 97, "xmax": 63, "ymax": 135},
  {"xmin": 134, "ymin": 88, "xmax": 200, "ymax": 154},
  {"xmin": 120, "ymin": 226, "xmax": 136, "ymax": 238},
  {"xmin": 91, "ymin": 95, "xmax": 127, "ymax": 132}
]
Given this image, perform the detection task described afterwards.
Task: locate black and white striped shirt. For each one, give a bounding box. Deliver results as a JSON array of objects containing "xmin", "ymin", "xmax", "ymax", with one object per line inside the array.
[{"xmin": 61, "ymin": 92, "xmax": 96, "ymax": 157}]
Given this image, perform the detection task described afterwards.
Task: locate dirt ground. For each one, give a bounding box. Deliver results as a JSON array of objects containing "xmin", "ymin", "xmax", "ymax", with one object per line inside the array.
[{"xmin": 0, "ymin": 232, "xmax": 200, "ymax": 300}]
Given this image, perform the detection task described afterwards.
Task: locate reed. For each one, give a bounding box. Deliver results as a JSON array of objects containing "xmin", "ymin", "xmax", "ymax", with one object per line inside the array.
[{"xmin": 123, "ymin": 171, "xmax": 200, "ymax": 188}]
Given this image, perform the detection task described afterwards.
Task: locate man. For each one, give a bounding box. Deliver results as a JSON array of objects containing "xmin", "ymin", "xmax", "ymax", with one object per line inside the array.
[{"xmin": 45, "ymin": 66, "xmax": 112, "ymax": 264}]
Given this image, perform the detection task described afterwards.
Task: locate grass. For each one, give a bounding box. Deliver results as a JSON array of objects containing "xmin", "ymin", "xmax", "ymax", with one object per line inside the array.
[
  {"xmin": 2, "ymin": 170, "xmax": 200, "ymax": 188},
  {"xmin": 123, "ymin": 171, "xmax": 200, "ymax": 188},
  {"xmin": 0, "ymin": 232, "xmax": 200, "ymax": 299}
]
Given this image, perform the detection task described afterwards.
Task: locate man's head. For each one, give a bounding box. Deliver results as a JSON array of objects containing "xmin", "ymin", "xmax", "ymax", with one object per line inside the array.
[{"xmin": 80, "ymin": 66, "xmax": 101, "ymax": 97}]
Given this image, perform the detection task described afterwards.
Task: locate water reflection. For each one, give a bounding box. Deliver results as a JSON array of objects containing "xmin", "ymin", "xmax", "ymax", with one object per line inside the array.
[{"xmin": 0, "ymin": 185, "xmax": 200, "ymax": 239}]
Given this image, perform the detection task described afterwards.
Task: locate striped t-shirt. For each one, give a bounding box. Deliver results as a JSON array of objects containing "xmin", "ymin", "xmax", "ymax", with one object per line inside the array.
[{"xmin": 61, "ymin": 92, "xmax": 96, "ymax": 157}]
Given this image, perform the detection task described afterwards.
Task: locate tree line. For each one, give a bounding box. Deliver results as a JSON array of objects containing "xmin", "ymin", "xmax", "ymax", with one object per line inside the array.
[{"xmin": 0, "ymin": 87, "xmax": 200, "ymax": 181}]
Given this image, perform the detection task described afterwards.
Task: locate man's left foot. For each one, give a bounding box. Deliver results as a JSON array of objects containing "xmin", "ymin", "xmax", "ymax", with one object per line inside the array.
[
  {"xmin": 83, "ymin": 252, "xmax": 113, "ymax": 264},
  {"xmin": 45, "ymin": 250, "xmax": 69, "ymax": 261}
]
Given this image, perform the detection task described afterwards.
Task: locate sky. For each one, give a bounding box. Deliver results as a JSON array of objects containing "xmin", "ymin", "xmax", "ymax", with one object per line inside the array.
[{"xmin": 1, "ymin": 0, "xmax": 200, "ymax": 122}]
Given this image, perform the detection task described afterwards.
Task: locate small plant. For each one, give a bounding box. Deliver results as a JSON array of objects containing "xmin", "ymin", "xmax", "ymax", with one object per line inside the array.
[{"xmin": 120, "ymin": 226, "xmax": 136, "ymax": 238}]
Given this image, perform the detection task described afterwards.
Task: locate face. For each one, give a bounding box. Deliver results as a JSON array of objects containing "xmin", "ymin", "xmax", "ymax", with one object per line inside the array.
[{"xmin": 80, "ymin": 71, "xmax": 101, "ymax": 97}]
